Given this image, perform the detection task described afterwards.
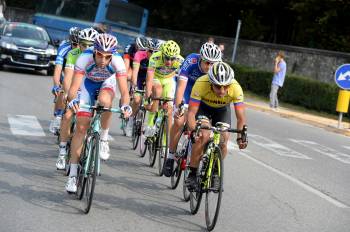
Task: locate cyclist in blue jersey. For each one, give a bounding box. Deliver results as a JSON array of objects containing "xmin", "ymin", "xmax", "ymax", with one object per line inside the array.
[
  {"xmin": 163, "ymin": 42, "xmax": 222, "ymax": 177},
  {"xmin": 49, "ymin": 27, "xmax": 80, "ymax": 134}
]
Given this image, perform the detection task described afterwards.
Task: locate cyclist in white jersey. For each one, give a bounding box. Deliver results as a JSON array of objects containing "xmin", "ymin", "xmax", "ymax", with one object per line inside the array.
[{"xmin": 65, "ymin": 34, "xmax": 131, "ymax": 193}]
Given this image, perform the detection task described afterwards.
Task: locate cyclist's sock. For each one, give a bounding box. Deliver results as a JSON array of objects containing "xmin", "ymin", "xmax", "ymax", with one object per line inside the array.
[
  {"xmin": 146, "ymin": 111, "xmax": 155, "ymax": 127},
  {"xmin": 167, "ymin": 152, "xmax": 175, "ymax": 160},
  {"xmin": 70, "ymin": 164, "xmax": 78, "ymax": 177},
  {"xmin": 59, "ymin": 141, "xmax": 67, "ymax": 147},
  {"xmin": 100, "ymin": 128, "xmax": 109, "ymax": 141}
]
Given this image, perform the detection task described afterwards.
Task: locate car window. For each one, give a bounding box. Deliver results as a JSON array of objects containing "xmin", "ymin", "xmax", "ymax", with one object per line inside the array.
[{"xmin": 4, "ymin": 24, "xmax": 50, "ymax": 41}]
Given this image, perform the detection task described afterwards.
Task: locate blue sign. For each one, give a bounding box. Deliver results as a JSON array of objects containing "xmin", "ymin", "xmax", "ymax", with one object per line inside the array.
[{"xmin": 335, "ymin": 64, "xmax": 350, "ymax": 90}]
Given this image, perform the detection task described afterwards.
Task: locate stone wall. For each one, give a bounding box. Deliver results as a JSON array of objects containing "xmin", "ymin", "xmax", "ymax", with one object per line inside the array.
[{"xmin": 147, "ymin": 27, "xmax": 350, "ymax": 83}]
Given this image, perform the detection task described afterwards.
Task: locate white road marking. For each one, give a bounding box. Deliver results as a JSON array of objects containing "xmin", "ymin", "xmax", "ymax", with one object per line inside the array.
[
  {"xmin": 249, "ymin": 134, "xmax": 311, "ymax": 159},
  {"xmin": 343, "ymin": 146, "xmax": 350, "ymax": 150},
  {"xmin": 290, "ymin": 139, "xmax": 350, "ymax": 164},
  {"xmin": 242, "ymin": 153, "xmax": 349, "ymax": 209},
  {"xmin": 8, "ymin": 115, "xmax": 45, "ymax": 136}
]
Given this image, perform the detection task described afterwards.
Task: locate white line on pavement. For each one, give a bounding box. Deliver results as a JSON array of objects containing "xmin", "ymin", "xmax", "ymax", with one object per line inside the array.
[
  {"xmin": 8, "ymin": 115, "xmax": 45, "ymax": 136},
  {"xmin": 343, "ymin": 146, "xmax": 350, "ymax": 150},
  {"xmin": 290, "ymin": 139, "xmax": 350, "ymax": 164},
  {"xmin": 241, "ymin": 153, "xmax": 349, "ymax": 209}
]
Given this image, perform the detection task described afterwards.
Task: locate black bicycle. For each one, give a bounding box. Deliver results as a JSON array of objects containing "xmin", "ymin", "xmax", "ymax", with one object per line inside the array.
[
  {"xmin": 131, "ymin": 89, "xmax": 146, "ymax": 152},
  {"xmin": 188, "ymin": 119, "xmax": 247, "ymax": 231}
]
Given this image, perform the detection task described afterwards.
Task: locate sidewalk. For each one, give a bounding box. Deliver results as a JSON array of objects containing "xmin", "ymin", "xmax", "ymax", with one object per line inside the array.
[{"xmin": 245, "ymin": 98, "xmax": 350, "ymax": 137}]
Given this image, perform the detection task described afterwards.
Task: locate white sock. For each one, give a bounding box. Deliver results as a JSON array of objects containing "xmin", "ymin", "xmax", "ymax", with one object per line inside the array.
[
  {"xmin": 59, "ymin": 142, "xmax": 67, "ymax": 147},
  {"xmin": 167, "ymin": 152, "xmax": 175, "ymax": 160},
  {"xmin": 69, "ymin": 164, "xmax": 78, "ymax": 177},
  {"xmin": 100, "ymin": 128, "xmax": 109, "ymax": 141}
]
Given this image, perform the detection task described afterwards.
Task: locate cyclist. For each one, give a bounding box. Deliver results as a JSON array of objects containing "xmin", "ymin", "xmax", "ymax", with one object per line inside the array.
[
  {"xmin": 65, "ymin": 33, "xmax": 131, "ymax": 193},
  {"xmin": 125, "ymin": 38, "xmax": 162, "ymax": 137},
  {"xmin": 123, "ymin": 36, "xmax": 149, "ymax": 82},
  {"xmin": 185, "ymin": 62, "xmax": 248, "ymax": 190},
  {"xmin": 144, "ymin": 40, "xmax": 184, "ymax": 138},
  {"xmin": 49, "ymin": 27, "xmax": 80, "ymax": 134},
  {"xmin": 55, "ymin": 27, "xmax": 99, "ymax": 170},
  {"xmin": 163, "ymin": 42, "xmax": 222, "ymax": 177}
]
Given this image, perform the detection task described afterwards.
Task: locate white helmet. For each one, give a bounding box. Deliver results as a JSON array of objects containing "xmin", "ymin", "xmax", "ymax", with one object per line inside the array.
[
  {"xmin": 208, "ymin": 62, "xmax": 234, "ymax": 86},
  {"xmin": 94, "ymin": 33, "xmax": 118, "ymax": 53},
  {"xmin": 135, "ymin": 36, "xmax": 149, "ymax": 50},
  {"xmin": 78, "ymin": 27, "xmax": 99, "ymax": 42},
  {"xmin": 200, "ymin": 42, "xmax": 222, "ymax": 62}
]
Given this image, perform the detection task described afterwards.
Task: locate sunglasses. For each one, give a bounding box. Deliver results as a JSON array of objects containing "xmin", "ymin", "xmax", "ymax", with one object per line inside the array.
[
  {"xmin": 202, "ymin": 59, "xmax": 214, "ymax": 66},
  {"xmin": 163, "ymin": 55, "xmax": 176, "ymax": 61},
  {"xmin": 71, "ymin": 42, "xmax": 78, "ymax": 47},
  {"xmin": 213, "ymin": 84, "xmax": 230, "ymax": 90},
  {"xmin": 95, "ymin": 51, "xmax": 112, "ymax": 60}
]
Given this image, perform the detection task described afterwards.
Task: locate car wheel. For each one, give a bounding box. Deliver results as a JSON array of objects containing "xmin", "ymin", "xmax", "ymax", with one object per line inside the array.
[{"xmin": 47, "ymin": 67, "xmax": 54, "ymax": 76}]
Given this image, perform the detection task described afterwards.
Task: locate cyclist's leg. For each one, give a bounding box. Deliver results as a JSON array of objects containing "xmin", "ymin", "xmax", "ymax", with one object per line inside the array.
[
  {"xmin": 99, "ymin": 75, "xmax": 116, "ymax": 160},
  {"xmin": 211, "ymin": 104, "xmax": 231, "ymax": 158},
  {"xmin": 144, "ymin": 79, "xmax": 162, "ymax": 137}
]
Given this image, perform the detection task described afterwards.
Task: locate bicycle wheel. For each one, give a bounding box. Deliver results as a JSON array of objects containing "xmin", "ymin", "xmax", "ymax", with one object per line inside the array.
[
  {"xmin": 132, "ymin": 109, "xmax": 144, "ymax": 150},
  {"xmin": 83, "ymin": 132, "xmax": 99, "ymax": 214},
  {"xmin": 139, "ymin": 112, "xmax": 147, "ymax": 157},
  {"xmin": 183, "ymin": 145, "xmax": 191, "ymax": 202},
  {"xmin": 64, "ymin": 141, "xmax": 71, "ymax": 176},
  {"xmin": 205, "ymin": 146, "xmax": 223, "ymax": 231},
  {"xmin": 148, "ymin": 138, "xmax": 156, "ymax": 167},
  {"xmin": 76, "ymin": 136, "xmax": 90, "ymax": 200},
  {"xmin": 171, "ymin": 130, "xmax": 188, "ymax": 189},
  {"xmin": 158, "ymin": 118, "xmax": 168, "ymax": 176},
  {"xmin": 190, "ymin": 182, "xmax": 202, "ymax": 215}
]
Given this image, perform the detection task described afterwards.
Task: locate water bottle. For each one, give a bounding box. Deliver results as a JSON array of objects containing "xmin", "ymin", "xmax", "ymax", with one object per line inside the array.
[{"xmin": 155, "ymin": 116, "xmax": 162, "ymax": 128}]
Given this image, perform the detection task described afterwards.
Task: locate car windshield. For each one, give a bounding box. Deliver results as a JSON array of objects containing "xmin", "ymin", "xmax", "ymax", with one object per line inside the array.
[{"xmin": 3, "ymin": 24, "xmax": 50, "ymax": 41}]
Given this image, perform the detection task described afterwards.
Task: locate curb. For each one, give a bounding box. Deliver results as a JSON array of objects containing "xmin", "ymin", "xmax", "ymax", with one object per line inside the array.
[{"xmin": 245, "ymin": 102, "xmax": 350, "ymax": 137}]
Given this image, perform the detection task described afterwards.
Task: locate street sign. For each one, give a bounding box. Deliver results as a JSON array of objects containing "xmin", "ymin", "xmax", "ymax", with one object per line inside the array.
[{"xmin": 335, "ymin": 64, "xmax": 350, "ymax": 90}]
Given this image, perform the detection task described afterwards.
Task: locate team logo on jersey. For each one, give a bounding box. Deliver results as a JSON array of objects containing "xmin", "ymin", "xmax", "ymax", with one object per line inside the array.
[{"xmin": 191, "ymin": 58, "xmax": 197, "ymax": 64}]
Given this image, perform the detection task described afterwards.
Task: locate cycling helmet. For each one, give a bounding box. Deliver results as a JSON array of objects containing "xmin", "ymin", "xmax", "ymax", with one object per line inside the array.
[
  {"xmin": 69, "ymin": 27, "xmax": 80, "ymax": 44},
  {"xmin": 94, "ymin": 33, "xmax": 118, "ymax": 53},
  {"xmin": 78, "ymin": 27, "xmax": 99, "ymax": 43},
  {"xmin": 208, "ymin": 62, "xmax": 235, "ymax": 86},
  {"xmin": 161, "ymin": 40, "xmax": 180, "ymax": 57},
  {"xmin": 148, "ymin": 38, "xmax": 163, "ymax": 51},
  {"xmin": 200, "ymin": 42, "xmax": 222, "ymax": 62},
  {"xmin": 135, "ymin": 36, "xmax": 149, "ymax": 50}
]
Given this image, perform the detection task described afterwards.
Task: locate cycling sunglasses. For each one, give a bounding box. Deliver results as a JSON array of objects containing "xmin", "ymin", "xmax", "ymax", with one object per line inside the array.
[
  {"xmin": 212, "ymin": 84, "xmax": 230, "ymax": 90},
  {"xmin": 202, "ymin": 58, "xmax": 214, "ymax": 66},
  {"xmin": 95, "ymin": 50, "xmax": 113, "ymax": 60},
  {"xmin": 79, "ymin": 42, "xmax": 93, "ymax": 49},
  {"xmin": 163, "ymin": 55, "xmax": 176, "ymax": 61}
]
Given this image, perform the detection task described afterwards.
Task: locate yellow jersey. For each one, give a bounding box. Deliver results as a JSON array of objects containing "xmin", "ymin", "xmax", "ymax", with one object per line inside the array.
[
  {"xmin": 148, "ymin": 51, "xmax": 184, "ymax": 79},
  {"xmin": 189, "ymin": 75, "xmax": 244, "ymax": 108}
]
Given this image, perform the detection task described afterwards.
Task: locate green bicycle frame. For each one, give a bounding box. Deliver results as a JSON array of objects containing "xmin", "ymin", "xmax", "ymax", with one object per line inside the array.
[{"xmin": 203, "ymin": 131, "xmax": 221, "ymax": 189}]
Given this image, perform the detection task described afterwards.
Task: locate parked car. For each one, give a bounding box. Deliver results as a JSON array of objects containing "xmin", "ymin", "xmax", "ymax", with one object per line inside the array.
[{"xmin": 0, "ymin": 22, "xmax": 57, "ymax": 75}]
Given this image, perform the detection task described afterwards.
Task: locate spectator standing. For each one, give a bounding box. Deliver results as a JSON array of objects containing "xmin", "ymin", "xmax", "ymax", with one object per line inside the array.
[{"xmin": 269, "ymin": 51, "xmax": 286, "ymax": 110}]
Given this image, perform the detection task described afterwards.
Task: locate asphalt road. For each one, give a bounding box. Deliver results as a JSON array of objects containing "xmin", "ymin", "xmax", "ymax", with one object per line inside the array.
[{"xmin": 0, "ymin": 67, "xmax": 349, "ymax": 232}]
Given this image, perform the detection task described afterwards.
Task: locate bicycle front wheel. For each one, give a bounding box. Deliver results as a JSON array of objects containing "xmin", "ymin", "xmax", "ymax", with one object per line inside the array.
[
  {"xmin": 148, "ymin": 138, "xmax": 156, "ymax": 167},
  {"xmin": 171, "ymin": 129, "xmax": 188, "ymax": 189},
  {"xmin": 205, "ymin": 146, "xmax": 223, "ymax": 231},
  {"xmin": 83, "ymin": 132, "xmax": 99, "ymax": 214},
  {"xmin": 158, "ymin": 118, "xmax": 168, "ymax": 176},
  {"xmin": 132, "ymin": 109, "xmax": 144, "ymax": 150}
]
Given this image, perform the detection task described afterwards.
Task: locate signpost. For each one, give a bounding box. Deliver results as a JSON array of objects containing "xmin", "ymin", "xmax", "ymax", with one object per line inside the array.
[{"xmin": 335, "ymin": 64, "xmax": 350, "ymax": 128}]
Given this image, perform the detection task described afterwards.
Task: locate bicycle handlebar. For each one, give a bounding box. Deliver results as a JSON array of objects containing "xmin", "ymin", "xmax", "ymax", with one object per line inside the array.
[{"xmin": 80, "ymin": 104, "xmax": 121, "ymax": 113}]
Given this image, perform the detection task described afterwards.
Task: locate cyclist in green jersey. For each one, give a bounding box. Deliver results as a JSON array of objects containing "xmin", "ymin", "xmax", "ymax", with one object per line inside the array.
[{"xmin": 56, "ymin": 28, "xmax": 99, "ymax": 170}]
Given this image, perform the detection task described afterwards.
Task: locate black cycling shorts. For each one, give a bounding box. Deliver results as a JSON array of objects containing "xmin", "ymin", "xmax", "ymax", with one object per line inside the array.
[{"xmin": 196, "ymin": 102, "xmax": 231, "ymax": 126}]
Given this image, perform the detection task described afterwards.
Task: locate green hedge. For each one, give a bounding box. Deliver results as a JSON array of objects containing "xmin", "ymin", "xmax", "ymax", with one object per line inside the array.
[{"xmin": 231, "ymin": 64, "xmax": 339, "ymax": 114}]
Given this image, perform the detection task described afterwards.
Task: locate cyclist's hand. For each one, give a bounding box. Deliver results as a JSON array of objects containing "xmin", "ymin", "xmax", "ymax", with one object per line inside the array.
[
  {"xmin": 51, "ymin": 85, "xmax": 61, "ymax": 97},
  {"xmin": 121, "ymin": 105, "xmax": 132, "ymax": 118},
  {"xmin": 68, "ymin": 98, "xmax": 80, "ymax": 113},
  {"xmin": 190, "ymin": 130, "xmax": 202, "ymax": 143},
  {"xmin": 173, "ymin": 105, "xmax": 184, "ymax": 118},
  {"xmin": 236, "ymin": 138, "xmax": 248, "ymax": 149}
]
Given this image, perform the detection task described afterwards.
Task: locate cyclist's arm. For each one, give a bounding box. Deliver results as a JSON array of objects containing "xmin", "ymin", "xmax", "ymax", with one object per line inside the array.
[
  {"xmin": 63, "ymin": 67, "xmax": 74, "ymax": 94},
  {"xmin": 187, "ymin": 101, "xmax": 200, "ymax": 131},
  {"xmin": 131, "ymin": 62, "xmax": 140, "ymax": 87},
  {"xmin": 53, "ymin": 64, "xmax": 62, "ymax": 86},
  {"xmin": 175, "ymin": 77, "xmax": 187, "ymax": 107},
  {"xmin": 145, "ymin": 68, "xmax": 155, "ymax": 98},
  {"xmin": 234, "ymin": 103, "xmax": 246, "ymax": 137},
  {"xmin": 123, "ymin": 55, "xmax": 131, "ymax": 71},
  {"xmin": 67, "ymin": 71, "xmax": 83, "ymax": 101},
  {"xmin": 117, "ymin": 75, "xmax": 130, "ymax": 106}
]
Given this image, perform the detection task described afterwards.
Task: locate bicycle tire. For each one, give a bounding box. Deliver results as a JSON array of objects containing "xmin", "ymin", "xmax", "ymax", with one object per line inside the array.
[
  {"xmin": 83, "ymin": 132, "xmax": 99, "ymax": 214},
  {"xmin": 190, "ymin": 185, "xmax": 202, "ymax": 215},
  {"xmin": 132, "ymin": 109, "xmax": 144, "ymax": 150},
  {"xmin": 158, "ymin": 118, "xmax": 168, "ymax": 176},
  {"xmin": 183, "ymin": 144, "xmax": 191, "ymax": 202},
  {"xmin": 148, "ymin": 138, "xmax": 156, "ymax": 167},
  {"xmin": 76, "ymin": 136, "xmax": 90, "ymax": 200},
  {"xmin": 205, "ymin": 146, "xmax": 223, "ymax": 231},
  {"xmin": 171, "ymin": 129, "xmax": 188, "ymax": 189}
]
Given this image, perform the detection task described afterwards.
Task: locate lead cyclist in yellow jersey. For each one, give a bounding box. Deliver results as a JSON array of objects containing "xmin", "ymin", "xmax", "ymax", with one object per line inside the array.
[
  {"xmin": 144, "ymin": 40, "xmax": 184, "ymax": 137},
  {"xmin": 185, "ymin": 62, "xmax": 248, "ymax": 190}
]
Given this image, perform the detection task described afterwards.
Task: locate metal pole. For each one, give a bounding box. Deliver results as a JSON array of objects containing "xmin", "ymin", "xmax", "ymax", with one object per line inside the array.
[
  {"xmin": 231, "ymin": 19, "xmax": 242, "ymax": 63},
  {"xmin": 338, "ymin": 112, "xmax": 343, "ymax": 129}
]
